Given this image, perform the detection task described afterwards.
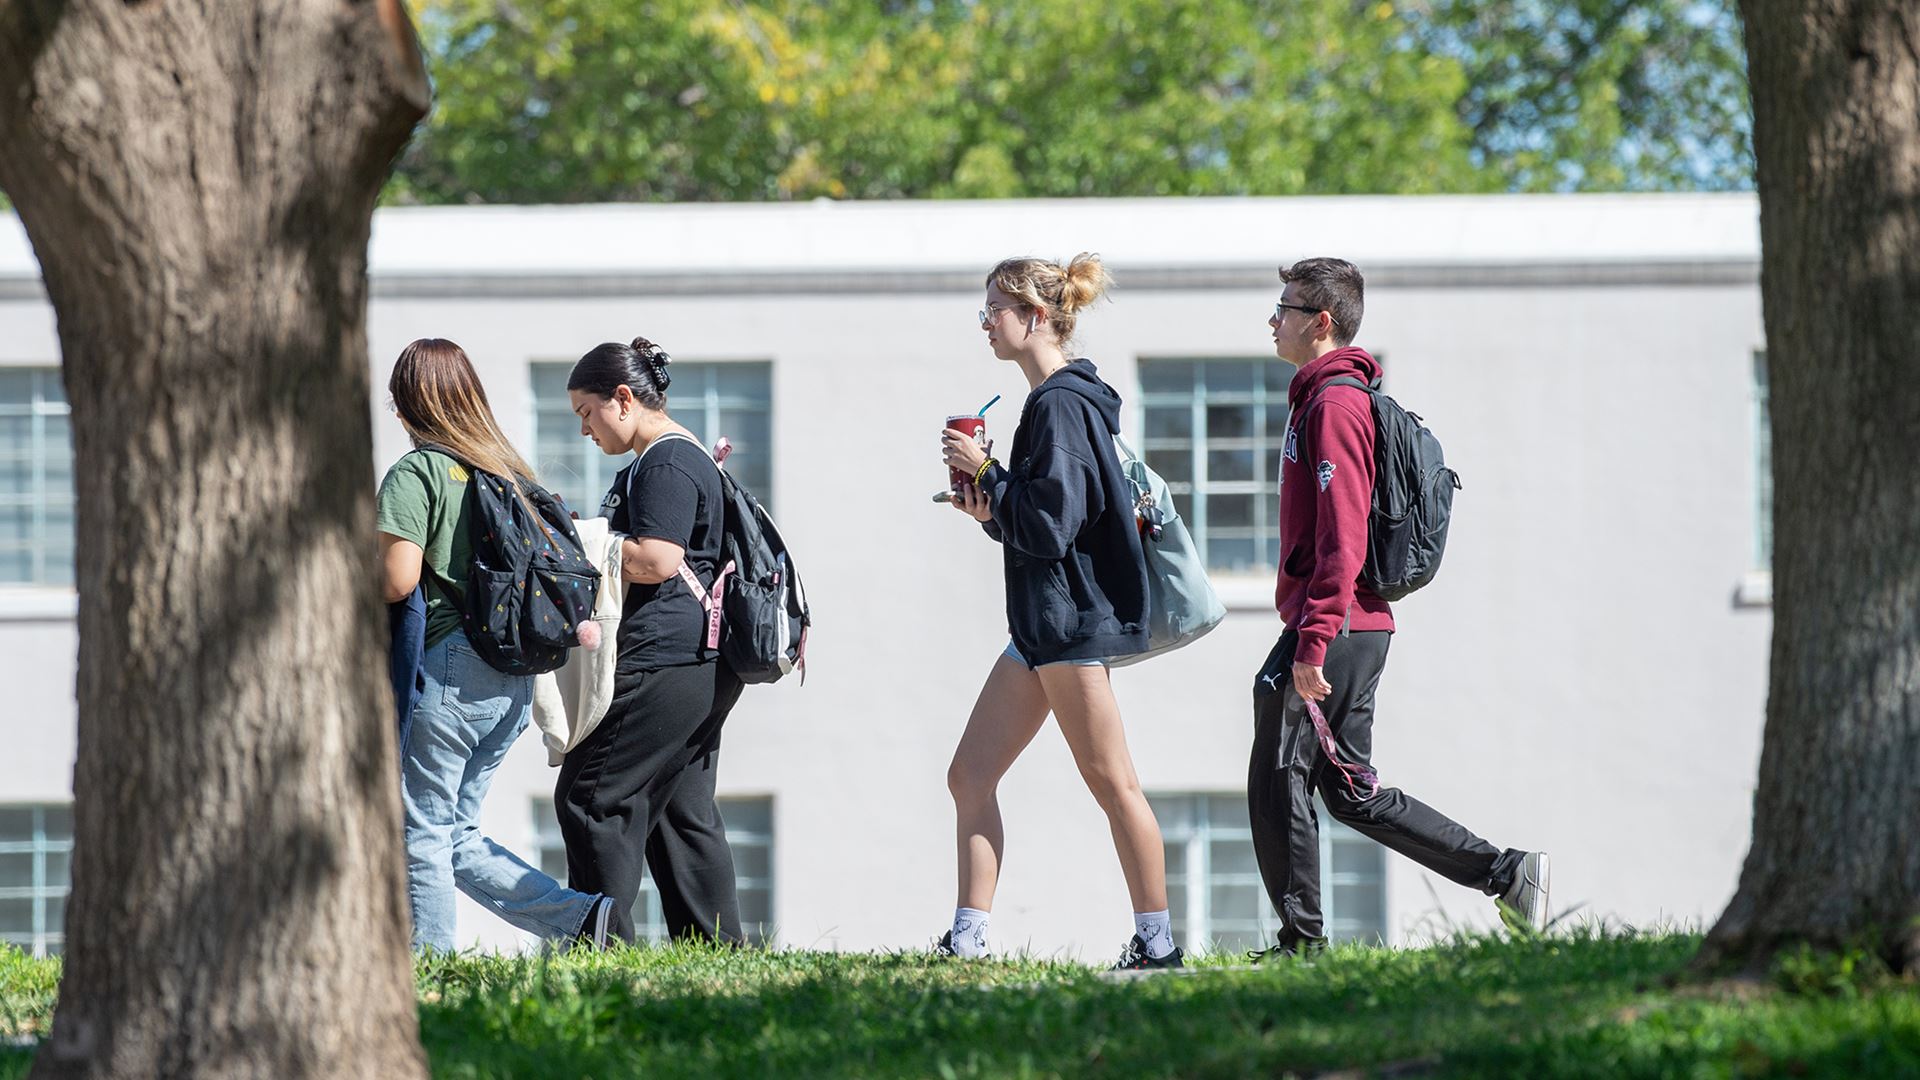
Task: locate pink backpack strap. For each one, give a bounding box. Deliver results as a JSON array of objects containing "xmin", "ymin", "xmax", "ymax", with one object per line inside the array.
[{"xmin": 675, "ymin": 559, "xmax": 733, "ymax": 651}]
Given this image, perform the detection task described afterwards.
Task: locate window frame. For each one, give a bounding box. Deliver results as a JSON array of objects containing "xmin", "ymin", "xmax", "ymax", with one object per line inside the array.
[
  {"xmin": 0, "ymin": 368, "xmax": 74, "ymax": 588},
  {"xmin": 1150, "ymin": 791, "xmax": 1385, "ymax": 953},
  {"xmin": 531, "ymin": 795, "xmax": 776, "ymax": 946},
  {"xmin": 0, "ymin": 804, "xmax": 73, "ymax": 957},
  {"xmin": 1135, "ymin": 358, "xmax": 1290, "ymax": 575}
]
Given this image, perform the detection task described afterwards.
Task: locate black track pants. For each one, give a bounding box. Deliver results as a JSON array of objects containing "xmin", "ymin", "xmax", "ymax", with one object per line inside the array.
[
  {"xmin": 556, "ymin": 660, "xmax": 745, "ymax": 944},
  {"xmin": 1247, "ymin": 629, "xmax": 1524, "ymax": 940}
]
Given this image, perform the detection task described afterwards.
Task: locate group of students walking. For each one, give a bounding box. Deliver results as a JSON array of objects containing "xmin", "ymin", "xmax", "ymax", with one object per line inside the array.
[{"xmin": 375, "ymin": 251, "xmax": 1550, "ymax": 967}]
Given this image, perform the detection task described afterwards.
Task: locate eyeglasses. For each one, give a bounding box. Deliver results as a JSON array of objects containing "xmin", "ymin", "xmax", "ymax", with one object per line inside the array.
[
  {"xmin": 978, "ymin": 302, "xmax": 1017, "ymax": 329},
  {"xmin": 1274, "ymin": 301, "xmax": 1336, "ymax": 326}
]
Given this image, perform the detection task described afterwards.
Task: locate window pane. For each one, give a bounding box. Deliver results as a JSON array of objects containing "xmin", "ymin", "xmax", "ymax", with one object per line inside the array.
[
  {"xmin": 713, "ymin": 363, "xmax": 771, "ymax": 402},
  {"xmin": 1209, "ymin": 883, "xmax": 1263, "ymax": 922},
  {"xmin": 1331, "ymin": 884, "xmax": 1383, "ymax": 940},
  {"xmin": 1207, "ymin": 449, "xmax": 1254, "ymax": 483},
  {"xmin": 0, "ymin": 853, "xmax": 32, "ymax": 889},
  {"xmin": 1209, "ymin": 495, "xmax": 1254, "ymax": 529},
  {"xmin": 0, "ymin": 370, "xmax": 34, "ymax": 404},
  {"xmin": 41, "ymin": 807, "xmax": 71, "ymax": 841},
  {"xmin": 1149, "ymin": 795, "xmax": 1191, "ymax": 832},
  {"xmin": 1206, "ymin": 795, "xmax": 1243, "ymax": 824},
  {"xmin": 0, "ymin": 898, "xmax": 31, "ymax": 933},
  {"xmin": 720, "ymin": 798, "xmax": 772, "ymax": 833},
  {"xmin": 44, "ymin": 896, "xmax": 64, "ymax": 936},
  {"xmin": 1145, "ymin": 448, "xmax": 1191, "ymax": 486},
  {"xmin": 0, "ymin": 809, "xmax": 34, "ymax": 841},
  {"xmin": 1208, "ymin": 839, "xmax": 1257, "ymax": 876},
  {"xmin": 1139, "ymin": 362, "xmax": 1194, "ymax": 395},
  {"xmin": 1143, "ymin": 406, "xmax": 1191, "ymax": 441},
  {"xmin": 1264, "ymin": 402, "xmax": 1290, "ymax": 436},
  {"xmin": 731, "ymin": 843, "xmax": 770, "ymax": 881},
  {"xmin": 1206, "ymin": 405, "xmax": 1253, "ymax": 440},
  {"xmin": 1202, "ymin": 361, "xmax": 1255, "ymax": 393},
  {"xmin": 44, "ymin": 850, "xmax": 68, "ymax": 890},
  {"xmin": 1331, "ymin": 837, "xmax": 1384, "ymax": 878}
]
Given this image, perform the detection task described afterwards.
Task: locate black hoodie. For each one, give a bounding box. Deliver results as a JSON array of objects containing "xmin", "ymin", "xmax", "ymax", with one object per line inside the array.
[{"xmin": 977, "ymin": 360, "xmax": 1149, "ymax": 666}]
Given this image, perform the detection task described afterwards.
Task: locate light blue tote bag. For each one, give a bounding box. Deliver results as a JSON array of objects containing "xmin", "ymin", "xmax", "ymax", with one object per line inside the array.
[{"xmin": 1109, "ymin": 435, "xmax": 1226, "ymax": 666}]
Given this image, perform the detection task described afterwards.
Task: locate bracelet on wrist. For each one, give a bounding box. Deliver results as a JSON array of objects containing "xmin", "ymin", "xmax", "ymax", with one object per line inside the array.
[{"xmin": 973, "ymin": 458, "xmax": 996, "ymax": 485}]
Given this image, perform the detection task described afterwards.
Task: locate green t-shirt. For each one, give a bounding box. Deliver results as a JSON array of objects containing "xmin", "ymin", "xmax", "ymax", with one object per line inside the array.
[{"xmin": 376, "ymin": 449, "xmax": 475, "ymax": 649}]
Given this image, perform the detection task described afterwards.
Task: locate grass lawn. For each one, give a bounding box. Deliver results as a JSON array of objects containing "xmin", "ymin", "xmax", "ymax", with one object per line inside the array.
[{"xmin": 2, "ymin": 929, "xmax": 1915, "ymax": 1077}]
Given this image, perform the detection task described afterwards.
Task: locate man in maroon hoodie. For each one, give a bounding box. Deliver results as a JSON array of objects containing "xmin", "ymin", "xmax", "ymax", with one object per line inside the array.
[{"xmin": 1247, "ymin": 257, "xmax": 1549, "ymax": 958}]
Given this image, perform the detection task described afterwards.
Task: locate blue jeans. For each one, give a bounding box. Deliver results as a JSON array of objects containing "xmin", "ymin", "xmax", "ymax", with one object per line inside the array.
[{"xmin": 401, "ymin": 634, "xmax": 600, "ymax": 951}]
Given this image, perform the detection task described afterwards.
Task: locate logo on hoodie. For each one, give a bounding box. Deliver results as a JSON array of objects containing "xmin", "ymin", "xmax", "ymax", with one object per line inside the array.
[
  {"xmin": 1316, "ymin": 460, "xmax": 1336, "ymax": 492},
  {"xmin": 1283, "ymin": 424, "xmax": 1299, "ymax": 464}
]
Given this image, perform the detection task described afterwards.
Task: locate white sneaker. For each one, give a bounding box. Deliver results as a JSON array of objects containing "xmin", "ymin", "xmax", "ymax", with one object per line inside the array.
[{"xmin": 1498, "ymin": 851, "xmax": 1551, "ymax": 931}]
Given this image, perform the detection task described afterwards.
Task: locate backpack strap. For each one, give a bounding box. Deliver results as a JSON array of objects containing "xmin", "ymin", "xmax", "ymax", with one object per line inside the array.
[
  {"xmin": 632, "ymin": 431, "xmax": 731, "ymax": 651},
  {"xmin": 1298, "ymin": 376, "xmax": 1379, "ymax": 460}
]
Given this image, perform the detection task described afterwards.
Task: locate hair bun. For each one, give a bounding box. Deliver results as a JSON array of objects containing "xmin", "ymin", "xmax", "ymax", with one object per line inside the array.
[
  {"xmin": 1059, "ymin": 252, "xmax": 1111, "ymax": 315},
  {"xmin": 631, "ymin": 336, "xmax": 672, "ymax": 392}
]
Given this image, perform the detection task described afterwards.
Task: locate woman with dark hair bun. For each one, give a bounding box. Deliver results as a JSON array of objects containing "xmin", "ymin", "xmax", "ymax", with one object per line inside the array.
[{"xmin": 554, "ymin": 335, "xmax": 747, "ymax": 944}]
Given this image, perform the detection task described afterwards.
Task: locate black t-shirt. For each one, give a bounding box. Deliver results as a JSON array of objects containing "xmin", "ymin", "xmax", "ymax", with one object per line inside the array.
[{"xmin": 602, "ymin": 435, "xmax": 723, "ymax": 674}]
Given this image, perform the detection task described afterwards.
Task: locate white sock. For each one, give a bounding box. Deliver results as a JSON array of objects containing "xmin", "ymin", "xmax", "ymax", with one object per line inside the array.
[
  {"xmin": 951, "ymin": 907, "xmax": 991, "ymax": 958},
  {"xmin": 1134, "ymin": 910, "xmax": 1175, "ymax": 958}
]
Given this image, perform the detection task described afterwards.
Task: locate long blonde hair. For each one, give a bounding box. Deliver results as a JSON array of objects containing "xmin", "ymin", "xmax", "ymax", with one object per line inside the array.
[
  {"xmin": 389, "ymin": 338, "xmax": 538, "ymax": 486},
  {"xmin": 985, "ymin": 252, "xmax": 1113, "ymax": 343}
]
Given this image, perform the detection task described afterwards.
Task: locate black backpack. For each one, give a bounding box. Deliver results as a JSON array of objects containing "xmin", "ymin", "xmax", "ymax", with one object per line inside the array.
[
  {"xmin": 1306, "ymin": 377, "xmax": 1461, "ymax": 601},
  {"xmin": 641, "ymin": 435, "xmax": 811, "ymax": 685},
  {"xmin": 419, "ymin": 446, "xmax": 601, "ymax": 676}
]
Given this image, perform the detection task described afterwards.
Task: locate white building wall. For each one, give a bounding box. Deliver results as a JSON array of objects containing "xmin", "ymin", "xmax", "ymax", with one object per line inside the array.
[{"xmin": 0, "ymin": 195, "xmax": 1772, "ymax": 958}]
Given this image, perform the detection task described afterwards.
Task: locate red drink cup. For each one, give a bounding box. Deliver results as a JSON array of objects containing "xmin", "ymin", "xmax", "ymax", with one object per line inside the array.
[{"xmin": 946, "ymin": 414, "xmax": 988, "ymax": 489}]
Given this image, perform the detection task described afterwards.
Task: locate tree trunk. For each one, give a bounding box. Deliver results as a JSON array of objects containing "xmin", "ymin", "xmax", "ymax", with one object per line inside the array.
[
  {"xmin": 0, "ymin": 1, "xmax": 431, "ymax": 1075},
  {"xmin": 1701, "ymin": 0, "xmax": 1920, "ymax": 976}
]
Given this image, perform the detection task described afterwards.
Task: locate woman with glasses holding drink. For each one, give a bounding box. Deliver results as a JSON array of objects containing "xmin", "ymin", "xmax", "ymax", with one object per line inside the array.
[{"xmin": 936, "ymin": 253, "xmax": 1180, "ymax": 970}]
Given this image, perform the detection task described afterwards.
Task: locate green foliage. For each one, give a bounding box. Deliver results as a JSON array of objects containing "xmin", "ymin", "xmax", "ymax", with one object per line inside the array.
[
  {"xmin": 389, "ymin": 0, "xmax": 1750, "ymax": 204},
  {"xmin": 1421, "ymin": 0, "xmax": 1752, "ymax": 190},
  {"xmin": 10, "ymin": 933, "xmax": 1917, "ymax": 1078}
]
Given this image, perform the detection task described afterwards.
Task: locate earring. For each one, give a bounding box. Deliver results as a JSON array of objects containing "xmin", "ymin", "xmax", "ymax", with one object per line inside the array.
[{"xmin": 1027, "ymin": 315, "xmax": 1038, "ymax": 333}]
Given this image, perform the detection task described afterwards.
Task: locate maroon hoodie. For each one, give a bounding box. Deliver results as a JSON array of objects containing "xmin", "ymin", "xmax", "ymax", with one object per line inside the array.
[{"xmin": 1275, "ymin": 346, "xmax": 1394, "ymax": 667}]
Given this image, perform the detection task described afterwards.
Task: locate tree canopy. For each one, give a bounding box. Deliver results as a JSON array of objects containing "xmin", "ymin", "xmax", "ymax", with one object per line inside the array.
[{"xmin": 388, "ymin": 0, "xmax": 1751, "ymax": 204}]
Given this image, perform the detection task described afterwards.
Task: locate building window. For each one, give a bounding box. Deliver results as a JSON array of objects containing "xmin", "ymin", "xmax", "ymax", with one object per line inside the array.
[
  {"xmin": 1136, "ymin": 359, "xmax": 1289, "ymax": 573},
  {"xmin": 530, "ymin": 361, "xmax": 774, "ymax": 520},
  {"xmin": 0, "ymin": 805, "xmax": 73, "ymax": 957},
  {"xmin": 1150, "ymin": 792, "xmax": 1385, "ymax": 953},
  {"xmin": 533, "ymin": 796, "xmax": 774, "ymax": 945},
  {"xmin": 0, "ymin": 369, "xmax": 74, "ymax": 587},
  {"xmin": 1753, "ymin": 350, "xmax": 1771, "ymax": 569}
]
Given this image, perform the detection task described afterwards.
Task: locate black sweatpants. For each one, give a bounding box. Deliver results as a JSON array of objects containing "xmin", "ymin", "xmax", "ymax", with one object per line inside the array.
[
  {"xmin": 556, "ymin": 659, "xmax": 746, "ymax": 944},
  {"xmin": 1248, "ymin": 628, "xmax": 1523, "ymax": 941}
]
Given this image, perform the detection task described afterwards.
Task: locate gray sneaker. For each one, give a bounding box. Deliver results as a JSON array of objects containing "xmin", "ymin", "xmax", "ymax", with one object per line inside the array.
[{"xmin": 1498, "ymin": 851, "xmax": 1551, "ymax": 931}]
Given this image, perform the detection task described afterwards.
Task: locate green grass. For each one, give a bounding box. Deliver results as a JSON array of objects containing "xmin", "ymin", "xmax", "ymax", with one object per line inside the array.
[{"xmin": 3, "ymin": 930, "xmax": 1917, "ymax": 1077}]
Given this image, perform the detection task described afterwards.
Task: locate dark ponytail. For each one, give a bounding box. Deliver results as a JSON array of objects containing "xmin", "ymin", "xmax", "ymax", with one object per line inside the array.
[{"xmin": 568, "ymin": 336, "xmax": 673, "ymax": 409}]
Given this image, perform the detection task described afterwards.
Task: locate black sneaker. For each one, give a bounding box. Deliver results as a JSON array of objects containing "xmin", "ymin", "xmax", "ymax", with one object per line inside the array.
[
  {"xmin": 1247, "ymin": 931, "xmax": 1327, "ymax": 964},
  {"xmin": 575, "ymin": 895, "xmax": 615, "ymax": 951},
  {"xmin": 1112, "ymin": 933, "xmax": 1184, "ymax": 971},
  {"xmin": 934, "ymin": 930, "xmax": 958, "ymax": 958}
]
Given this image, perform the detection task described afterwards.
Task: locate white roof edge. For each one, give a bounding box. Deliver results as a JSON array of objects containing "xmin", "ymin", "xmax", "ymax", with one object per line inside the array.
[{"xmin": 1, "ymin": 193, "xmax": 1759, "ymax": 279}]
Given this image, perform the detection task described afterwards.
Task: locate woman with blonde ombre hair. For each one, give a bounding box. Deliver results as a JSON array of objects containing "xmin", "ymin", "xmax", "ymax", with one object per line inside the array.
[
  {"xmin": 377, "ymin": 337, "xmax": 615, "ymax": 952},
  {"xmin": 937, "ymin": 254, "xmax": 1180, "ymax": 969}
]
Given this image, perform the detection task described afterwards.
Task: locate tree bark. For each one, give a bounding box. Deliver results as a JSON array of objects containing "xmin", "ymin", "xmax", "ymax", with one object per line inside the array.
[
  {"xmin": 0, "ymin": 1, "xmax": 431, "ymax": 1075},
  {"xmin": 1701, "ymin": 0, "xmax": 1920, "ymax": 975}
]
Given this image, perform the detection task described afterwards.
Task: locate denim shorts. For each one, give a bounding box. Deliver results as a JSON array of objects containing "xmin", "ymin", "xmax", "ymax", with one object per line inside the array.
[{"xmin": 1003, "ymin": 640, "xmax": 1107, "ymax": 669}]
